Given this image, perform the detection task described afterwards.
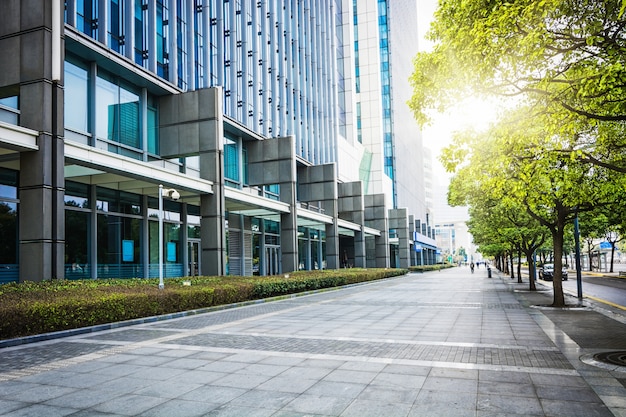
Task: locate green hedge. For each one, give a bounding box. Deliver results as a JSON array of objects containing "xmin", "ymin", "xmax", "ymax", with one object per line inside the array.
[
  {"xmin": 408, "ymin": 264, "xmax": 454, "ymax": 273},
  {"xmin": 0, "ymin": 268, "xmax": 407, "ymax": 340}
]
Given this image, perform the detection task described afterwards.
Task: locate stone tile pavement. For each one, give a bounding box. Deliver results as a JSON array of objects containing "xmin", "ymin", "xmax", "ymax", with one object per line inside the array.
[{"xmin": 0, "ymin": 267, "xmax": 625, "ymax": 416}]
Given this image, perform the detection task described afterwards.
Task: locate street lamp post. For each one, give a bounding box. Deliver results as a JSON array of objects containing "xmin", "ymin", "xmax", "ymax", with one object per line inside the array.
[{"xmin": 158, "ymin": 184, "xmax": 180, "ymax": 289}]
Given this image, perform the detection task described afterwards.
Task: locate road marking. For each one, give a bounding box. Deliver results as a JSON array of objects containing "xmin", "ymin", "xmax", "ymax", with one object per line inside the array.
[{"xmin": 563, "ymin": 288, "xmax": 626, "ymax": 311}]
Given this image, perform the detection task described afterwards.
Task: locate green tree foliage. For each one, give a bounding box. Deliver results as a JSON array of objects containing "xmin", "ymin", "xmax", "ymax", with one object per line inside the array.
[
  {"xmin": 443, "ymin": 108, "xmax": 623, "ymax": 306},
  {"xmin": 410, "ymin": 0, "xmax": 626, "ymax": 174},
  {"xmin": 411, "ymin": 0, "xmax": 626, "ymax": 306},
  {"xmin": 410, "ymin": 0, "xmax": 626, "ymax": 126}
]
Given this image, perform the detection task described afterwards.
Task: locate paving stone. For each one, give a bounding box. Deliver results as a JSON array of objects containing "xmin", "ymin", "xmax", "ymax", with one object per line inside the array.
[{"xmin": 0, "ymin": 270, "xmax": 624, "ymax": 417}]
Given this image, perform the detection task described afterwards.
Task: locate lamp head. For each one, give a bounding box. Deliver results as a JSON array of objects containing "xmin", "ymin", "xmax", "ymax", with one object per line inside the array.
[
  {"xmin": 161, "ymin": 187, "xmax": 180, "ymax": 201},
  {"xmin": 168, "ymin": 189, "xmax": 180, "ymax": 201}
]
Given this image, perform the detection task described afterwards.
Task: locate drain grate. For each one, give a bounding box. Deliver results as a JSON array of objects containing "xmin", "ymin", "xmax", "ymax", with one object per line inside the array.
[{"xmin": 594, "ymin": 351, "xmax": 626, "ymax": 367}]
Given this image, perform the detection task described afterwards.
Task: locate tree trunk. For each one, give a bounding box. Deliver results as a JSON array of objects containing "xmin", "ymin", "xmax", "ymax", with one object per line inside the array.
[
  {"xmin": 524, "ymin": 250, "xmax": 537, "ymax": 291},
  {"xmin": 610, "ymin": 243, "xmax": 615, "ymax": 273},
  {"xmin": 586, "ymin": 247, "xmax": 593, "ymax": 271},
  {"xmin": 509, "ymin": 252, "xmax": 515, "ymax": 279},
  {"xmin": 517, "ymin": 248, "xmax": 522, "ymax": 283},
  {"xmin": 552, "ymin": 226, "xmax": 566, "ymax": 307}
]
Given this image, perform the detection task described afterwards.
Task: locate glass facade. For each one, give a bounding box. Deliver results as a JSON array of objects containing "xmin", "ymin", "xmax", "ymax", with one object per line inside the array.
[
  {"xmin": 64, "ymin": 55, "xmax": 159, "ymax": 160},
  {"xmin": 64, "ymin": 0, "xmax": 342, "ymax": 166},
  {"xmin": 377, "ymin": 0, "xmax": 396, "ymax": 207}
]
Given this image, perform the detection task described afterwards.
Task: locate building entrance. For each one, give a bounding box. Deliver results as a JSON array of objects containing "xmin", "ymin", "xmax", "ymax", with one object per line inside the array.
[
  {"xmin": 265, "ymin": 245, "xmax": 280, "ymax": 276},
  {"xmin": 188, "ymin": 240, "xmax": 200, "ymax": 276}
]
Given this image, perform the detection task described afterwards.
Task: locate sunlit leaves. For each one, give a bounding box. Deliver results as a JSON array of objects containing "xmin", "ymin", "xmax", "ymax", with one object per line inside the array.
[{"xmin": 409, "ymin": 0, "xmax": 626, "ymax": 126}]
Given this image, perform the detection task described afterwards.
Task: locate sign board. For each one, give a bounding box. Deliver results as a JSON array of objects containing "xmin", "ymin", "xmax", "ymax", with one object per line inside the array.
[
  {"xmin": 122, "ymin": 240, "xmax": 134, "ymax": 262},
  {"xmin": 167, "ymin": 242, "xmax": 177, "ymax": 262}
]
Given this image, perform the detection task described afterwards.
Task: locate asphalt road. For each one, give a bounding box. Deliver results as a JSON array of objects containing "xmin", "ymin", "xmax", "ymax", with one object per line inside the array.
[{"xmin": 540, "ymin": 273, "xmax": 626, "ymax": 309}]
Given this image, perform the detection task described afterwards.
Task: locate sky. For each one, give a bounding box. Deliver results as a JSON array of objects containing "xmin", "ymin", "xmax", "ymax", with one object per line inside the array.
[
  {"xmin": 415, "ymin": 0, "xmax": 498, "ymax": 223},
  {"xmin": 416, "ymin": 0, "xmax": 500, "ymax": 188}
]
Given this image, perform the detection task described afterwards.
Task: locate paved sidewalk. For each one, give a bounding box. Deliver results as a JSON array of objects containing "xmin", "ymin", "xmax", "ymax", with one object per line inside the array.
[{"xmin": 0, "ymin": 268, "xmax": 625, "ymax": 417}]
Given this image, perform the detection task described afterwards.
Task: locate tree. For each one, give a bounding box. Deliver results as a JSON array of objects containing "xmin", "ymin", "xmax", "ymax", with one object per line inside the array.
[
  {"xmin": 409, "ymin": 0, "xmax": 626, "ymax": 180},
  {"xmin": 442, "ymin": 107, "xmax": 623, "ymax": 306},
  {"xmin": 409, "ymin": 0, "xmax": 626, "ymax": 123}
]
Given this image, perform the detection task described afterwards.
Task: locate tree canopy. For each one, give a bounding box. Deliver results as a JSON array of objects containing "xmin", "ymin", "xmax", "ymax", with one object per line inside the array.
[
  {"xmin": 410, "ymin": 0, "xmax": 626, "ymax": 126},
  {"xmin": 442, "ymin": 107, "xmax": 624, "ymax": 306},
  {"xmin": 411, "ymin": 0, "xmax": 626, "ymax": 306}
]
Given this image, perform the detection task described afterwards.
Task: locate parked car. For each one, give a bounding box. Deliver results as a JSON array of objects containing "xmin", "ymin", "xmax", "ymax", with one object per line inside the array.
[{"xmin": 538, "ymin": 263, "xmax": 568, "ymax": 281}]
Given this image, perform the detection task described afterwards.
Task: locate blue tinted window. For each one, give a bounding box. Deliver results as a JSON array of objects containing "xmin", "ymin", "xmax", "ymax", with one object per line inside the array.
[{"xmin": 64, "ymin": 60, "xmax": 89, "ymax": 133}]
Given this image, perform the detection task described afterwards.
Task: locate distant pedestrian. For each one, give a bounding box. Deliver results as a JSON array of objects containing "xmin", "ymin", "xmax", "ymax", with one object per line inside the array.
[{"xmin": 470, "ymin": 262, "xmax": 475, "ymax": 273}]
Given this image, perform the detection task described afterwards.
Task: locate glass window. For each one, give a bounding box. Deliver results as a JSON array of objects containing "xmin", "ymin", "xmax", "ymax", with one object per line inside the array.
[
  {"xmin": 65, "ymin": 210, "xmax": 91, "ymax": 279},
  {"xmin": 96, "ymin": 72, "xmax": 141, "ymax": 149},
  {"xmin": 0, "ymin": 96, "xmax": 18, "ymax": 110},
  {"xmin": 77, "ymin": 0, "xmax": 97, "ymax": 37},
  {"xmin": 97, "ymin": 214, "xmax": 143, "ymax": 278},
  {"xmin": 224, "ymin": 136, "xmax": 239, "ymax": 184},
  {"xmin": 109, "ymin": 0, "xmax": 123, "ymax": 53},
  {"xmin": 64, "ymin": 60, "xmax": 89, "ymax": 133},
  {"xmin": 96, "ymin": 74, "xmax": 119, "ymax": 141},
  {"xmin": 134, "ymin": 0, "xmax": 146, "ymax": 65},
  {"xmin": 148, "ymin": 218, "xmax": 183, "ymax": 278},
  {"xmin": 0, "ymin": 201, "xmax": 17, "ymax": 265},
  {"xmin": 157, "ymin": 0, "xmax": 169, "ymax": 79},
  {"xmin": 0, "ymin": 168, "xmax": 18, "ymax": 199},
  {"xmin": 65, "ymin": 181, "xmax": 90, "ymax": 208},
  {"xmin": 96, "ymin": 188, "xmax": 141, "ymax": 215},
  {"xmin": 118, "ymin": 85, "xmax": 141, "ymax": 148},
  {"xmin": 147, "ymin": 106, "xmax": 158, "ymax": 154},
  {"xmin": 264, "ymin": 219, "xmax": 279, "ymax": 235},
  {"xmin": 0, "ymin": 94, "xmax": 19, "ymax": 125}
]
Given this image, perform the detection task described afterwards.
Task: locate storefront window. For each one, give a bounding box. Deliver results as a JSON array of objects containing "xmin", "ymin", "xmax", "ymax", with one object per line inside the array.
[
  {"xmin": 148, "ymin": 196, "xmax": 183, "ymax": 278},
  {"xmin": 65, "ymin": 210, "xmax": 90, "ymax": 279},
  {"xmin": 97, "ymin": 214, "xmax": 142, "ymax": 278}
]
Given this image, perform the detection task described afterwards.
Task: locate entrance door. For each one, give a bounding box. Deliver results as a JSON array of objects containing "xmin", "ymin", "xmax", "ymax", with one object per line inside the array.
[
  {"xmin": 265, "ymin": 245, "xmax": 280, "ymax": 276},
  {"xmin": 188, "ymin": 240, "xmax": 200, "ymax": 276}
]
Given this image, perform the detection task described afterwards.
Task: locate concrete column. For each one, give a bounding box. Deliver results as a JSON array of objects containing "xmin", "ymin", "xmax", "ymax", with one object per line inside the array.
[
  {"xmin": 338, "ymin": 181, "xmax": 366, "ymax": 268},
  {"xmin": 389, "ymin": 208, "xmax": 410, "ymax": 269},
  {"xmin": 409, "ymin": 215, "xmax": 416, "ymax": 267},
  {"xmin": 160, "ymin": 87, "xmax": 226, "ymax": 276},
  {"xmin": 324, "ymin": 199, "xmax": 339, "ymax": 269},
  {"xmin": 247, "ymin": 136, "xmax": 298, "ymax": 272},
  {"xmin": 298, "ymin": 163, "xmax": 338, "ymax": 269},
  {"xmin": 278, "ymin": 140, "xmax": 298, "ymax": 273},
  {"xmin": 199, "ymin": 136, "xmax": 226, "ymax": 276},
  {"xmin": 365, "ymin": 194, "xmax": 389, "ymax": 269},
  {"xmin": 0, "ymin": 1, "xmax": 66, "ymax": 281}
]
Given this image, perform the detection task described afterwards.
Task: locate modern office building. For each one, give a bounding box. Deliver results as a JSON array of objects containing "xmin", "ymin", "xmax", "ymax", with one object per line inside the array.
[{"xmin": 0, "ymin": 0, "xmax": 436, "ymax": 283}]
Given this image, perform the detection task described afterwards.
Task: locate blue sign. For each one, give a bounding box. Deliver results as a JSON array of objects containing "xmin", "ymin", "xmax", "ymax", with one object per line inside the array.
[
  {"xmin": 414, "ymin": 244, "xmax": 423, "ymax": 253},
  {"xmin": 122, "ymin": 240, "xmax": 134, "ymax": 262},
  {"xmin": 599, "ymin": 241, "xmax": 612, "ymax": 250},
  {"xmin": 167, "ymin": 242, "xmax": 177, "ymax": 262}
]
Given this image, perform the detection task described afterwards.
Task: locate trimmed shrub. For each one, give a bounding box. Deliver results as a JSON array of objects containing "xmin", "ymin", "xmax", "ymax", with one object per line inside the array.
[
  {"xmin": 0, "ymin": 268, "xmax": 407, "ymax": 340},
  {"xmin": 408, "ymin": 264, "xmax": 454, "ymax": 273}
]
